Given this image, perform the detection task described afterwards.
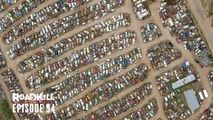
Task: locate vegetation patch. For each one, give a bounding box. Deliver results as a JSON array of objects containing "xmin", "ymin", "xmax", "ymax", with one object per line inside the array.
[{"xmin": 0, "ymin": 99, "xmax": 14, "ymax": 120}]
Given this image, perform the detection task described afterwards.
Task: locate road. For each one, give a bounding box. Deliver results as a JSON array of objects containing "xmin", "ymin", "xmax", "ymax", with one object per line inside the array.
[
  {"xmin": 187, "ymin": 0, "xmax": 213, "ymax": 54},
  {"xmin": 0, "ymin": 0, "xmax": 212, "ymax": 120}
]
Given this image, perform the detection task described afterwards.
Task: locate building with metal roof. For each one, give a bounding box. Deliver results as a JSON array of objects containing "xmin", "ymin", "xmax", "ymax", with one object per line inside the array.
[
  {"xmin": 172, "ymin": 74, "xmax": 196, "ymax": 89},
  {"xmin": 184, "ymin": 89, "xmax": 200, "ymax": 113}
]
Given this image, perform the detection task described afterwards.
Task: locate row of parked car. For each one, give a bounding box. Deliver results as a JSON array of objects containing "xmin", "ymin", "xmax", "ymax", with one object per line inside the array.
[
  {"xmin": 25, "ymin": 31, "xmax": 136, "ymax": 88},
  {"xmin": 26, "ymin": 48, "xmax": 142, "ymax": 90},
  {"xmin": 123, "ymin": 99, "xmax": 158, "ymax": 120},
  {"xmin": 132, "ymin": 0, "xmax": 151, "ymax": 20},
  {"xmin": 0, "ymin": 0, "xmax": 18, "ymax": 12},
  {"xmin": 160, "ymin": 0, "xmax": 212, "ymax": 66},
  {"xmin": 0, "ymin": 0, "xmax": 47, "ymax": 32},
  {"xmin": 141, "ymin": 23, "xmax": 161, "ymax": 43},
  {"xmin": 147, "ymin": 40, "xmax": 181, "ymax": 70},
  {"xmin": 17, "ymin": 30, "xmax": 136, "ymax": 73},
  {"xmin": 80, "ymin": 82, "xmax": 152, "ymax": 120},
  {"xmin": 2, "ymin": 0, "xmax": 91, "ymax": 40},
  {"xmin": 0, "ymin": 48, "xmax": 6, "ymax": 69},
  {"xmin": 1, "ymin": 69, "xmax": 45, "ymax": 120},
  {"xmin": 44, "ymin": 63, "xmax": 149, "ymax": 119},
  {"xmin": 1, "ymin": 69, "xmax": 23, "ymax": 94},
  {"xmin": 7, "ymin": 0, "xmax": 125, "ymax": 59}
]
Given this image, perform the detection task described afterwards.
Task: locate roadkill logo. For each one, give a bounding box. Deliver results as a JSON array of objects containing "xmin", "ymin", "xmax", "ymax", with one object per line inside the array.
[{"xmin": 12, "ymin": 93, "xmax": 55, "ymax": 113}]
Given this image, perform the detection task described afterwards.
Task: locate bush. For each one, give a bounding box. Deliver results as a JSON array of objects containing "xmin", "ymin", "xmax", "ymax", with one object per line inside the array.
[{"xmin": 0, "ymin": 99, "xmax": 14, "ymax": 120}]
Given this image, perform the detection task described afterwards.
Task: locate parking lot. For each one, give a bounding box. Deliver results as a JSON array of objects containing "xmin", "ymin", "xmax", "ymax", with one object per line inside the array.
[{"xmin": 0, "ymin": 0, "xmax": 212, "ymax": 120}]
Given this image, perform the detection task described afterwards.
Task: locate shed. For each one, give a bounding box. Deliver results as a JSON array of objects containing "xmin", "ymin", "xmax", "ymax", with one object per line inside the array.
[
  {"xmin": 198, "ymin": 92, "xmax": 204, "ymax": 100},
  {"xmin": 203, "ymin": 90, "xmax": 208, "ymax": 98}
]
